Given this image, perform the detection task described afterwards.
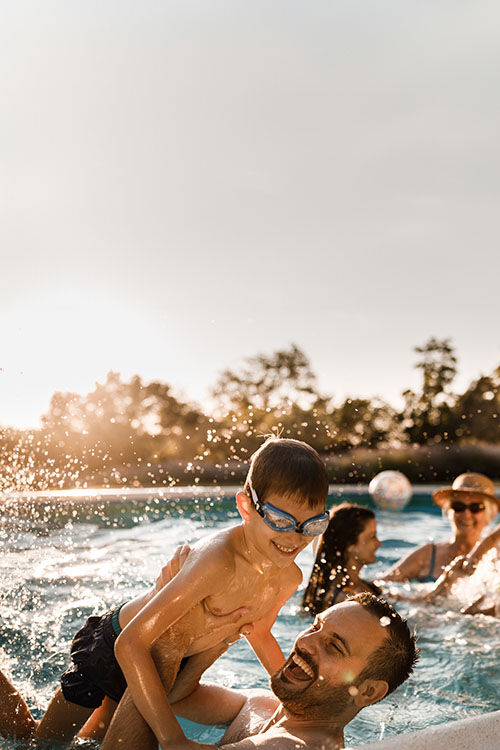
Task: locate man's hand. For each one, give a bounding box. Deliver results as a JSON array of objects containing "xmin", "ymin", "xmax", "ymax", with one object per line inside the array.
[
  {"xmin": 154, "ymin": 543, "xmax": 192, "ymax": 593},
  {"xmin": 154, "ymin": 544, "xmax": 254, "ymax": 639}
]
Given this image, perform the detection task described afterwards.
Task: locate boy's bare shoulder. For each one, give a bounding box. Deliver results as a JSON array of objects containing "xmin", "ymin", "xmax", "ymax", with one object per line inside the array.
[
  {"xmin": 189, "ymin": 526, "xmax": 241, "ymax": 574},
  {"xmin": 280, "ymin": 561, "xmax": 303, "ymax": 589}
]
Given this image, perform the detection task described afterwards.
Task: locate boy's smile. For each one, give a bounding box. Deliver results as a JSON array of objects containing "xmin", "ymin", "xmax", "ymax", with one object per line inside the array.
[{"xmin": 272, "ymin": 540, "xmax": 303, "ymax": 556}]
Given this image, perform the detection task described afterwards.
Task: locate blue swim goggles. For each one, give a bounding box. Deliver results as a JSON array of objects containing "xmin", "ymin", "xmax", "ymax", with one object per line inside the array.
[{"xmin": 248, "ymin": 479, "xmax": 330, "ymax": 537}]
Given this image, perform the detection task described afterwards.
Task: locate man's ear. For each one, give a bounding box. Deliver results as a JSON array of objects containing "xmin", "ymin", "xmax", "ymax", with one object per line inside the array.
[
  {"xmin": 353, "ymin": 679, "xmax": 389, "ymax": 707},
  {"xmin": 236, "ymin": 491, "xmax": 252, "ymax": 521}
]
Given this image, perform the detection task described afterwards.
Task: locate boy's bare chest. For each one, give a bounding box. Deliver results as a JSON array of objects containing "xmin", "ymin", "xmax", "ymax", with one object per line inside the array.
[
  {"xmin": 205, "ymin": 563, "xmax": 282, "ymax": 619},
  {"xmin": 181, "ymin": 565, "xmax": 286, "ymax": 655}
]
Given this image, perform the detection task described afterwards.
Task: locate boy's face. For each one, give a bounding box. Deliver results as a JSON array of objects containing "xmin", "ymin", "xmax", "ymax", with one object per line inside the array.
[{"xmin": 244, "ymin": 491, "xmax": 327, "ymax": 568}]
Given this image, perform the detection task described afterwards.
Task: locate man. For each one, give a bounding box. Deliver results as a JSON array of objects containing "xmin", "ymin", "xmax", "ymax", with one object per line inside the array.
[{"xmin": 102, "ymin": 592, "xmax": 418, "ymax": 750}]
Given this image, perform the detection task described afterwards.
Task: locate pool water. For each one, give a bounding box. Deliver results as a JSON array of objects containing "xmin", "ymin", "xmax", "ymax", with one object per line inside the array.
[{"xmin": 0, "ymin": 489, "xmax": 499, "ymax": 748}]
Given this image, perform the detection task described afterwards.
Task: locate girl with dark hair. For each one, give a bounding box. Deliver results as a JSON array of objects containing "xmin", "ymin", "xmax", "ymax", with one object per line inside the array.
[{"xmin": 302, "ymin": 503, "xmax": 382, "ymax": 615}]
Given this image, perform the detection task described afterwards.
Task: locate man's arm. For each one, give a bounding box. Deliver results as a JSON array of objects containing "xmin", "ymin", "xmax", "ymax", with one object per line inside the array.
[{"xmin": 172, "ymin": 683, "xmax": 248, "ymax": 726}]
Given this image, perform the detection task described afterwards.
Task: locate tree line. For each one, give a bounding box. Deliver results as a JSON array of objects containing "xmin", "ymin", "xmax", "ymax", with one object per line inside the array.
[{"xmin": 1, "ymin": 337, "xmax": 499, "ymax": 490}]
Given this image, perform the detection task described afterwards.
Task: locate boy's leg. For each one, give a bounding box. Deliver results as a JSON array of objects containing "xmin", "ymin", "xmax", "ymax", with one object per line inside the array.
[
  {"xmin": 101, "ymin": 688, "xmax": 157, "ymax": 750},
  {"xmin": 77, "ymin": 696, "xmax": 118, "ymax": 741},
  {"xmin": 102, "ymin": 626, "xmax": 192, "ymax": 750},
  {"xmin": 34, "ymin": 686, "xmax": 93, "ymax": 743},
  {"xmin": 0, "ymin": 668, "xmax": 36, "ymax": 739}
]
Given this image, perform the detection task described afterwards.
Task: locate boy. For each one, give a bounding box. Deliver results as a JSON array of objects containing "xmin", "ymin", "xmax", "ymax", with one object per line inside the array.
[{"xmin": 23, "ymin": 437, "xmax": 330, "ymax": 748}]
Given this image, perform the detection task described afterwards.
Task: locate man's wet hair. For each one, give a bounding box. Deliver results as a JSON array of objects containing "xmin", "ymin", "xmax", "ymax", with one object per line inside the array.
[
  {"xmin": 350, "ymin": 593, "xmax": 419, "ymax": 696},
  {"xmin": 244, "ymin": 437, "xmax": 329, "ymax": 510}
]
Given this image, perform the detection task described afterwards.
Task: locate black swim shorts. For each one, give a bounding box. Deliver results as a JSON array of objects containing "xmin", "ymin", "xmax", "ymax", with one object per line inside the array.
[{"xmin": 60, "ymin": 606, "xmax": 127, "ymax": 709}]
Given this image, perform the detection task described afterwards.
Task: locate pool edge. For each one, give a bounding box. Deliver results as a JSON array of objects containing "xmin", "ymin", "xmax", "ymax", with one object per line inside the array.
[{"xmin": 350, "ymin": 709, "xmax": 500, "ymax": 750}]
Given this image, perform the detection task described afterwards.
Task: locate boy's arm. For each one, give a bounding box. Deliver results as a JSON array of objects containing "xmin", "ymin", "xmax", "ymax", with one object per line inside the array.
[
  {"xmin": 114, "ymin": 544, "xmax": 238, "ymax": 748},
  {"xmin": 245, "ymin": 566, "xmax": 301, "ymax": 675}
]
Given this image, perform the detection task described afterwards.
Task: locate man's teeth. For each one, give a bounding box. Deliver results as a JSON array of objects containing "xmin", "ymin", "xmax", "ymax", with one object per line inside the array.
[{"xmin": 292, "ymin": 654, "xmax": 314, "ymax": 679}]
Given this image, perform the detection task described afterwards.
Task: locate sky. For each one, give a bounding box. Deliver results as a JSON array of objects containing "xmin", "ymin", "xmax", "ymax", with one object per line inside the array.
[{"xmin": 2, "ymin": 0, "xmax": 500, "ymax": 429}]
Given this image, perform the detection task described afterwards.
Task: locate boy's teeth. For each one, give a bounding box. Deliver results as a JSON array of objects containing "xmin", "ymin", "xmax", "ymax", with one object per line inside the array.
[{"xmin": 274, "ymin": 542, "xmax": 295, "ymax": 553}]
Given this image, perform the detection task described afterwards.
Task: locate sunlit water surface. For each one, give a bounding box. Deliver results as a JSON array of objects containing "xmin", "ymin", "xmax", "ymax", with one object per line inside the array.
[{"xmin": 1, "ymin": 489, "xmax": 499, "ymax": 749}]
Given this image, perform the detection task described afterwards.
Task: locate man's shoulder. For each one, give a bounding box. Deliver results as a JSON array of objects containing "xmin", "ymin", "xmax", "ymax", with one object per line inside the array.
[
  {"xmin": 235, "ymin": 688, "xmax": 280, "ymax": 719},
  {"xmin": 220, "ymin": 689, "xmax": 279, "ymax": 746}
]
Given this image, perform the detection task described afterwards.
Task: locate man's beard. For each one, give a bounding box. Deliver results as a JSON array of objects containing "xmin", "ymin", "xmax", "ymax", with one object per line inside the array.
[{"xmin": 270, "ymin": 653, "xmax": 353, "ymax": 720}]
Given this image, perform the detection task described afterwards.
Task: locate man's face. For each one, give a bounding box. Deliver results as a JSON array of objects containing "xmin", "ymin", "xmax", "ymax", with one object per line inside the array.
[{"xmin": 271, "ymin": 601, "xmax": 388, "ymax": 718}]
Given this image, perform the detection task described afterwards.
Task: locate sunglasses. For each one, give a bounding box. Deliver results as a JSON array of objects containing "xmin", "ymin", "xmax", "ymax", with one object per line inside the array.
[
  {"xmin": 248, "ymin": 479, "xmax": 329, "ymax": 537},
  {"xmin": 450, "ymin": 500, "xmax": 486, "ymax": 514}
]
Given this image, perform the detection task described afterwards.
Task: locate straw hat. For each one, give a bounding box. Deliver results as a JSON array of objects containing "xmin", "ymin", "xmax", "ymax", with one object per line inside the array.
[{"xmin": 433, "ymin": 472, "xmax": 500, "ymax": 511}]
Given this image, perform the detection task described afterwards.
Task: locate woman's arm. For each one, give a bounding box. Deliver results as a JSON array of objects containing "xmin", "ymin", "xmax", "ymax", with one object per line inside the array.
[
  {"xmin": 426, "ymin": 523, "xmax": 500, "ymax": 602},
  {"xmin": 467, "ymin": 522, "xmax": 500, "ymax": 567},
  {"xmin": 379, "ymin": 543, "xmax": 432, "ymax": 582}
]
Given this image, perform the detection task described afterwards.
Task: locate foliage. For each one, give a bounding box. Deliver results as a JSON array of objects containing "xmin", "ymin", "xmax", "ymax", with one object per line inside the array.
[
  {"xmin": 1, "ymin": 338, "xmax": 500, "ymax": 489},
  {"xmin": 211, "ymin": 344, "xmax": 318, "ymax": 412},
  {"xmin": 401, "ymin": 337, "xmax": 458, "ymax": 443}
]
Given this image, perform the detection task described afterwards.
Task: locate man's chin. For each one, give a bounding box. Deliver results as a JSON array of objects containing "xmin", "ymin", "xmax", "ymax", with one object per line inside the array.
[{"xmin": 271, "ymin": 672, "xmax": 353, "ymax": 719}]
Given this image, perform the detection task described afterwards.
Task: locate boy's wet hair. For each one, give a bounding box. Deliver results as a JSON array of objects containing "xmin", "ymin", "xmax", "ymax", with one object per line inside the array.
[
  {"xmin": 244, "ymin": 437, "xmax": 329, "ymax": 510},
  {"xmin": 350, "ymin": 592, "xmax": 419, "ymax": 695},
  {"xmin": 302, "ymin": 503, "xmax": 375, "ymax": 615}
]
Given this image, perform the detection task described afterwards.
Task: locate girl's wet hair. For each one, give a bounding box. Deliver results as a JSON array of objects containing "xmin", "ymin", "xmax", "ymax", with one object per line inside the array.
[
  {"xmin": 302, "ymin": 503, "xmax": 375, "ymax": 615},
  {"xmin": 244, "ymin": 437, "xmax": 329, "ymax": 510}
]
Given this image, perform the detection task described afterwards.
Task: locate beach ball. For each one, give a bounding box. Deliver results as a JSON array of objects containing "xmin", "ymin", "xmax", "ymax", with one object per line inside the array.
[{"xmin": 369, "ymin": 470, "xmax": 413, "ymax": 511}]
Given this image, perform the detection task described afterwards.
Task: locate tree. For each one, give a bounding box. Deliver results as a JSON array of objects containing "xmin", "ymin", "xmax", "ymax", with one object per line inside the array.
[
  {"xmin": 331, "ymin": 397, "xmax": 398, "ymax": 449},
  {"xmin": 453, "ymin": 367, "xmax": 500, "ymax": 443},
  {"xmin": 212, "ymin": 344, "xmax": 318, "ymax": 413},
  {"xmin": 401, "ymin": 337, "xmax": 458, "ymax": 443},
  {"xmin": 40, "ymin": 372, "xmax": 212, "ymax": 483}
]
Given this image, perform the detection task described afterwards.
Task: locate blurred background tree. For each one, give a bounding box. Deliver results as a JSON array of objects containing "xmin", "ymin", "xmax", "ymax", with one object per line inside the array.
[
  {"xmin": 401, "ymin": 337, "xmax": 458, "ymax": 444},
  {"xmin": 1, "ymin": 338, "xmax": 500, "ymax": 489}
]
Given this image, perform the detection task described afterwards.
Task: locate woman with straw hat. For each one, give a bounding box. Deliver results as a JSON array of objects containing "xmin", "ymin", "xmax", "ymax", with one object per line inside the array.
[{"xmin": 381, "ymin": 472, "xmax": 500, "ymax": 583}]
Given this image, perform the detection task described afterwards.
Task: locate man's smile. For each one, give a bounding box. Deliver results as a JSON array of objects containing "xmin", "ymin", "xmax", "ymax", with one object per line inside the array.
[{"xmin": 282, "ymin": 650, "xmax": 316, "ymax": 683}]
